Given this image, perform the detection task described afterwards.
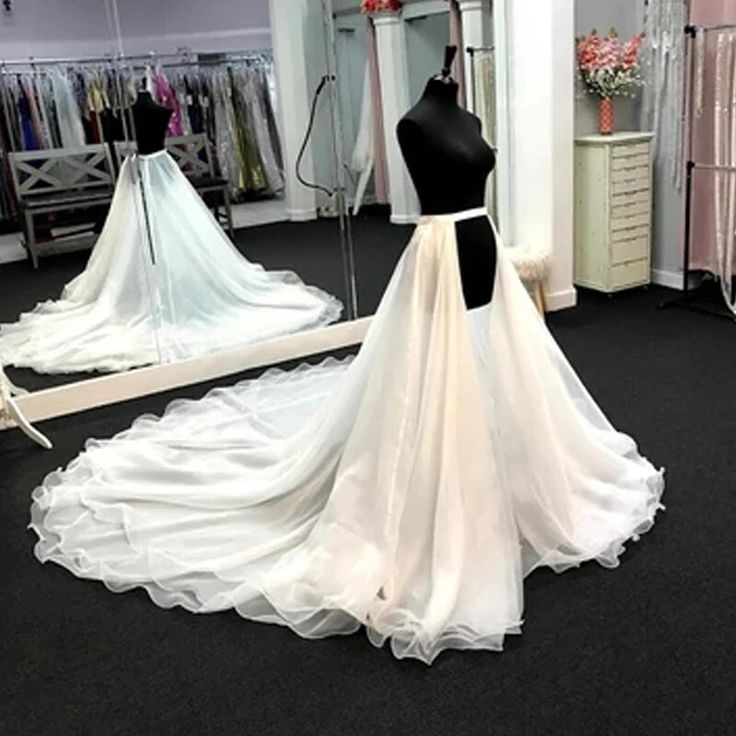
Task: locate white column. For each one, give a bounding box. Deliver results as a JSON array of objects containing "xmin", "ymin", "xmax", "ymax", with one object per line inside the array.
[
  {"xmin": 373, "ymin": 12, "xmax": 419, "ymax": 225},
  {"xmin": 269, "ymin": 0, "xmax": 318, "ymax": 221},
  {"xmin": 508, "ymin": 0, "xmax": 576, "ymax": 311},
  {"xmin": 459, "ymin": 0, "xmax": 486, "ymax": 113}
]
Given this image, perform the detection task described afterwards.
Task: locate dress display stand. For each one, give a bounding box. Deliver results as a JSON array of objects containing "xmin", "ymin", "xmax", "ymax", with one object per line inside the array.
[
  {"xmin": 0, "ymin": 94, "xmax": 342, "ymax": 374},
  {"xmin": 29, "ymin": 50, "xmax": 663, "ymax": 664}
]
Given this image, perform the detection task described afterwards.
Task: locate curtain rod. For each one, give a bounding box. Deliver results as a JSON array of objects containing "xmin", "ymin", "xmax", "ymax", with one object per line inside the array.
[
  {"xmin": 686, "ymin": 23, "xmax": 736, "ymax": 35},
  {"xmin": 0, "ymin": 49, "xmax": 271, "ymax": 68}
]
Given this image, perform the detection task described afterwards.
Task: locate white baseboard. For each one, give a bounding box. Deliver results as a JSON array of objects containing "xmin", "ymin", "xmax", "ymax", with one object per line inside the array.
[
  {"xmin": 8, "ymin": 318, "xmax": 371, "ymax": 429},
  {"xmin": 545, "ymin": 287, "xmax": 577, "ymax": 312},
  {"xmin": 390, "ymin": 214, "xmax": 420, "ymax": 225},
  {"xmin": 287, "ymin": 207, "xmax": 318, "ymax": 222},
  {"xmin": 651, "ymin": 267, "xmax": 701, "ymax": 291}
]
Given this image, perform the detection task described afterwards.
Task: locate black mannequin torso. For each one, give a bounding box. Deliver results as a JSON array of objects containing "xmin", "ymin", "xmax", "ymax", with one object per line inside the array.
[
  {"xmin": 132, "ymin": 91, "xmax": 172, "ymax": 155},
  {"xmin": 397, "ymin": 76, "xmax": 497, "ymax": 309}
]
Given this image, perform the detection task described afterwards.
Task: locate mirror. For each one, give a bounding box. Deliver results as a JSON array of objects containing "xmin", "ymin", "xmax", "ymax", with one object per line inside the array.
[
  {"xmin": 332, "ymin": 0, "xmax": 509, "ymax": 316},
  {"xmin": 0, "ymin": 0, "xmax": 355, "ymax": 398}
]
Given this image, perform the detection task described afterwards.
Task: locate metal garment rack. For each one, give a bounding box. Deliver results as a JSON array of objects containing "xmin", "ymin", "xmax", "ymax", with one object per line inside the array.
[
  {"xmin": 0, "ymin": 49, "xmax": 272, "ymax": 153},
  {"xmin": 0, "ymin": 47, "xmax": 275, "ymax": 240},
  {"xmin": 465, "ymin": 44, "xmax": 494, "ymax": 119},
  {"xmin": 0, "ymin": 48, "xmax": 271, "ymax": 68},
  {"xmin": 661, "ymin": 23, "xmax": 736, "ymax": 320},
  {"xmin": 465, "ymin": 45, "xmax": 498, "ymax": 157}
]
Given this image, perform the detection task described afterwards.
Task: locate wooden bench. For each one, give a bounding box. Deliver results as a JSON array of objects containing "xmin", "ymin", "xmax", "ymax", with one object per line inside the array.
[{"xmin": 8, "ymin": 145, "xmax": 115, "ymax": 269}]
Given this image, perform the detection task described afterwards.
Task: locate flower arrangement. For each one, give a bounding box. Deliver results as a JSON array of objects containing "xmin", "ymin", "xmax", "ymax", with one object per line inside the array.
[
  {"xmin": 361, "ymin": 0, "xmax": 402, "ymax": 13},
  {"xmin": 576, "ymin": 29, "xmax": 643, "ymax": 99}
]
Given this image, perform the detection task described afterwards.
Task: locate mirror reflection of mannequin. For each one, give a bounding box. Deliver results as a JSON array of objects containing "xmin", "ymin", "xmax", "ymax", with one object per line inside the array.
[
  {"xmin": 131, "ymin": 89, "xmax": 172, "ymax": 154},
  {"xmin": 398, "ymin": 45, "xmax": 496, "ymax": 309}
]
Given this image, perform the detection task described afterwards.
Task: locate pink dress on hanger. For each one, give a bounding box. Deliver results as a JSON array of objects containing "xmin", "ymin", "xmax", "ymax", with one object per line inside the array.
[{"xmin": 153, "ymin": 69, "xmax": 184, "ymax": 137}]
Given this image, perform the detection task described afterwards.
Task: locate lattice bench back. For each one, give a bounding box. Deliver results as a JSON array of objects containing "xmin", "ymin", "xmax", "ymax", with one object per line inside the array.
[
  {"xmin": 113, "ymin": 135, "xmax": 215, "ymax": 178},
  {"xmin": 9, "ymin": 145, "xmax": 115, "ymax": 201}
]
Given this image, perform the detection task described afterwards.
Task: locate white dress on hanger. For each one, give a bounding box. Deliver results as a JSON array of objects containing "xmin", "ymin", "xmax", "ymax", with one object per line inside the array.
[
  {"xmin": 30, "ymin": 208, "xmax": 664, "ymax": 664},
  {"xmin": 0, "ymin": 152, "xmax": 341, "ymax": 374}
]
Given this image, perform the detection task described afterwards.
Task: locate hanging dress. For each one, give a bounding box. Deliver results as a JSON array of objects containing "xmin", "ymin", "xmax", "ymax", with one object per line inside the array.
[
  {"xmin": 49, "ymin": 68, "xmax": 86, "ymax": 148},
  {"xmin": 30, "ymin": 208, "xmax": 663, "ymax": 663}
]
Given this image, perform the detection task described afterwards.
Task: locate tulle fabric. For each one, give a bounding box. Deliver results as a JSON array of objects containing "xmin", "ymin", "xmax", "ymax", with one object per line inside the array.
[
  {"xmin": 0, "ymin": 151, "xmax": 341, "ymax": 374},
  {"xmin": 30, "ymin": 209, "xmax": 664, "ymax": 664}
]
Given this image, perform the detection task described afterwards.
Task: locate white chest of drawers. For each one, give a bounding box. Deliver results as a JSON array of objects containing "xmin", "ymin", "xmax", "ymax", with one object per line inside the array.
[{"xmin": 574, "ymin": 132, "xmax": 654, "ymax": 293}]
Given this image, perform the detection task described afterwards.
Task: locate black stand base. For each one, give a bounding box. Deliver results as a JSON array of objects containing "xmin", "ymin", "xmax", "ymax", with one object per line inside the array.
[{"xmin": 658, "ymin": 281, "xmax": 736, "ymax": 321}]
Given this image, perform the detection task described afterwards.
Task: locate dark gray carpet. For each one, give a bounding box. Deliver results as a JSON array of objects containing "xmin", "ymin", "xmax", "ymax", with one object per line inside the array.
[{"xmin": 1, "ymin": 278, "xmax": 735, "ymax": 735}]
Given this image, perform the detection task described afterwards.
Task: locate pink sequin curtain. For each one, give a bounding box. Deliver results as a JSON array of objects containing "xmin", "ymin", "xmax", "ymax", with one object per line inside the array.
[
  {"xmin": 367, "ymin": 18, "xmax": 390, "ymax": 204},
  {"xmin": 688, "ymin": 0, "xmax": 736, "ymax": 272}
]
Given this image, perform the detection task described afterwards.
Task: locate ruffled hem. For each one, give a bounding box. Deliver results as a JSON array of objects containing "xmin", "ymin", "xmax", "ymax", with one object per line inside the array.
[
  {"xmin": 524, "ymin": 467, "xmax": 665, "ymax": 575},
  {"xmin": 0, "ymin": 282, "xmax": 342, "ymax": 375},
  {"xmin": 26, "ymin": 212, "xmax": 666, "ymax": 665},
  {"xmin": 0, "ymin": 149, "xmax": 343, "ymax": 375}
]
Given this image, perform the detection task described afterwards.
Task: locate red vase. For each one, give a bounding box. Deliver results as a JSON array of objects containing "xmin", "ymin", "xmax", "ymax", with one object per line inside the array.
[{"xmin": 599, "ymin": 97, "xmax": 614, "ymax": 135}]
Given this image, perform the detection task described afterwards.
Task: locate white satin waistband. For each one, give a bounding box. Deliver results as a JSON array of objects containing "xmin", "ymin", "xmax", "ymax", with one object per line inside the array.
[
  {"xmin": 136, "ymin": 150, "xmax": 168, "ymax": 161},
  {"xmin": 417, "ymin": 207, "xmax": 488, "ymax": 225}
]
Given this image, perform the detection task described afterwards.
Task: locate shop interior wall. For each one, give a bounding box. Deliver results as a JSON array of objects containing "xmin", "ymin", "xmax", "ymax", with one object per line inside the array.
[
  {"xmin": 0, "ymin": 0, "xmax": 272, "ymax": 59},
  {"xmin": 574, "ymin": 0, "xmax": 683, "ymax": 287}
]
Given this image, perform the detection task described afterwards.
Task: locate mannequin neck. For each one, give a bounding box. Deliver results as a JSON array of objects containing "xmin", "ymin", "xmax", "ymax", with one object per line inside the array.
[{"xmin": 421, "ymin": 77, "xmax": 459, "ymax": 106}]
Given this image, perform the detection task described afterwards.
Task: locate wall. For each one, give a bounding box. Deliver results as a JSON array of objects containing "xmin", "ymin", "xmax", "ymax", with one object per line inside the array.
[
  {"xmin": 0, "ymin": 0, "xmax": 117, "ymax": 58},
  {"xmin": 0, "ymin": 0, "xmax": 271, "ymax": 60},
  {"xmin": 405, "ymin": 11, "xmax": 450, "ymax": 103},
  {"xmin": 115, "ymin": 0, "xmax": 271, "ymax": 55},
  {"xmin": 269, "ymin": 0, "xmax": 340, "ymax": 220},
  {"xmin": 574, "ymin": 0, "xmax": 684, "ymax": 287},
  {"xmin": 574, "ymin": 0, "xmax": 641, "ymax": 135}
]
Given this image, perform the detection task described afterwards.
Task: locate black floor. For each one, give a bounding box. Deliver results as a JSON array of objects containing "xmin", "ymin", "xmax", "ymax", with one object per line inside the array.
[
  {"xmin": 1, "ymin": 282, "xmax": 735, "ymax": 735},
  {"xmin": 0, "ymin": 207, "xmax": 408, "ymax": 392}
]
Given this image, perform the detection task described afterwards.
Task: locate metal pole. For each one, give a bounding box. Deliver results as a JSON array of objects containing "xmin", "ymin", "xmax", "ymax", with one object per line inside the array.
[
  {"xmin": 682, "ymin": 160, "xmax": 694, "ymax": 299},
  {"xmin": 466, "ymin": 47, "xmax": 476, "ymax": 114},
  {"xmin": 0, "ymin": 62, "xmax": 19, "ymax": 152},
  {"xmin": 693, "ymin": 23, "xmax": 736, "ymax": 34},
  {"xmin": 323, "ymin": 0, "xmax": 359, "ymax": 320},
  {"xmin": 682, "ymin": 25, "xmax": 697, "ymax": 298},
  {"xmin": 691, "ymin": 162, "xmax": 736, "ymax": 172}
]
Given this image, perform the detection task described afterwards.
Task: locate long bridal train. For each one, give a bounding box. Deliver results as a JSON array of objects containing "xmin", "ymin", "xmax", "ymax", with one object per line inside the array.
[
  {"xmin": 30, "ymin": 209, "xmax": 664, "ymax": 664},
  {"xmin": 0, "ymin": 151, "xmax": 342, "ymax": 374}
]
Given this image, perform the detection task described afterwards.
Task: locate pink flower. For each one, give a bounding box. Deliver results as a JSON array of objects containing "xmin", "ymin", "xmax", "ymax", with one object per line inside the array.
[
  {"xmin": 576, "ymin": 29, "xmax": 643, "ymax": 98},
  {"xmin": 361, "ymin": 0, "xmax": 402, "ymax": 12}
]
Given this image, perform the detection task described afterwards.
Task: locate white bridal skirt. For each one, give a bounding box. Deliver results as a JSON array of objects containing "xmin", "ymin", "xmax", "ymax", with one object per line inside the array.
[
  {"xmin": 0, "ymin": 151, "xmax": 341, "ymax": 373},
  {"xmin": 30, "ymin": 208, "xmax": 664, "ymax": 664}
]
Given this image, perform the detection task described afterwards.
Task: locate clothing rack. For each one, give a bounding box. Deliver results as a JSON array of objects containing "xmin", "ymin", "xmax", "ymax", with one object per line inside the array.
[
  {"xmin": 0, "ymin": 48, "xmax": 283, "ymax": 223},
  {"xmin": 464, "ymin": 44, "xmax": 496, "ymax": 144},
  {"xmin": 0, "ymin": 49, "xmax": 271, "ymax": 68},
  {"xmin": 661, "ymin": 22, "xmax": 736, "ymax": 320}
]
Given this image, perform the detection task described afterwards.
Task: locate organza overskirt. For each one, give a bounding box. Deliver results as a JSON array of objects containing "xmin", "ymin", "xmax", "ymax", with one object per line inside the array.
[
  {"xmin": 30, "ymin": 210, "xmax": 663, "ymax": 663},
  {"xmin": 0, "ymin": 152, "xmax": 341, "ymax": 373}
]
